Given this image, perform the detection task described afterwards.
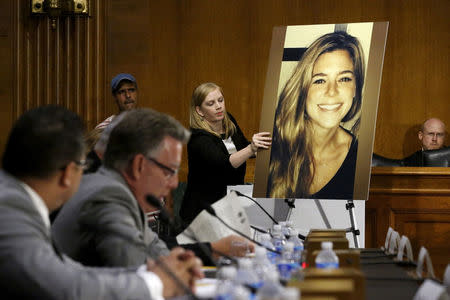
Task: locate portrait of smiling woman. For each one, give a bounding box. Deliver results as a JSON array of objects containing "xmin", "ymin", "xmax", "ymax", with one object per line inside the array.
[{"xmin": 267, "ymin": 31, "xmax": 365, "ymax": 199}]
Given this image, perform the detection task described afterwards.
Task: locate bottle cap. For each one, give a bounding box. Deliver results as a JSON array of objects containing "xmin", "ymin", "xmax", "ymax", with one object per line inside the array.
[
  {"xmin": 238, "ymin": 257, "xmax": 252, "ymax": 269},
  {"xmin": 218, "ymin": 265, "xmax": 237, "ymax": 279},
  {"xmin": 321, "ymin": 241, "xmax": 333, "ymax": 250},
  {"xmin": 255, "ymin": 246, "xmax": 267, "ymax": 258},
  {"xmin": 281, "ymin": 287, "xmax": 300, "ymax": 300}
]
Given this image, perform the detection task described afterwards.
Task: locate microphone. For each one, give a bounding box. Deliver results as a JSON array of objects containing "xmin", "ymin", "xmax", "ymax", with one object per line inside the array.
[
  {"xmin": 231, "ymin": 190, "xmax": 278, "ymax": 225},
  {"xmin": 202, "ymin": 204, "xmax": 280, "ymax": 255},
  {"xmin": 145, "ymin": 195, "xmax": 237, "ymax": 265},
  {"xmin": 146, "ymin": 195, "xmax": 172, "ymax": 225},
  {"xmin": 145, "ymin": 195, "xmax": 200, "ymax": 300}
]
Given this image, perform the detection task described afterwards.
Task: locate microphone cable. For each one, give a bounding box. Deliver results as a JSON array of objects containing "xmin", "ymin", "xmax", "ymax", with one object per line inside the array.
[
  {"xmin": 231, "ymin": 190, "xmax": 278, "ymax": 225},
  {"xmin": 146, "ymin": 195, "xmax": 238, "ymax": 266},
  {"xmin": 153, "ymin": 255, "xmax": 201, "ymax": 300},
  {"xmin": 232, "ymin": 190, "xmax": 306, "ymax": 241},
  {"xmin": 201, "ymin": 203, "xmax": 281, "ymax": 255},
  {"xmin": 145, "ymin": 195, "xmax": 201, "ymax": 300}
]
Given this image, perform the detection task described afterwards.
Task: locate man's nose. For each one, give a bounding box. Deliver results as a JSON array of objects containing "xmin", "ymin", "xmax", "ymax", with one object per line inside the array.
[{"xmin": 168, "ymin": 173, "xmax": 179, "ymax": 189}]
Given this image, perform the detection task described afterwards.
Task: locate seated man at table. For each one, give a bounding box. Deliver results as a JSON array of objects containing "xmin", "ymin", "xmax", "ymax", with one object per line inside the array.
[
  {"xmin": 403, "ymin": 118, "xmax": 447, "ymax": 166},
  {"xmin": 52, "ymin": 108, "xmax": 251, "ymax": 268},
  {"xmin": 0, "ymin": 105, "xmax": 202, "ymax": 299}
]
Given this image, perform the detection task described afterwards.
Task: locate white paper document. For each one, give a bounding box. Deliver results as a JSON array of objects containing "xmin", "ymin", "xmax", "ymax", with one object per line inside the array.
[{"xmin": 176, "ymin": 191, "xmax": 252, "ymax": 244}]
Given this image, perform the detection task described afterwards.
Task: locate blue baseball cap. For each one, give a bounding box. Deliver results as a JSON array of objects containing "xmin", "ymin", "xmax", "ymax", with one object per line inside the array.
[{"xmin": 111, "ymin": 73, "xmax": 137, "ymax": 93}]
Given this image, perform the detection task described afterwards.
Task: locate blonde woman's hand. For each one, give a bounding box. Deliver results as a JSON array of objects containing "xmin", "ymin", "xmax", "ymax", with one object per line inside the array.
[{"xmin": 251, "ymin": 132, "xmax": 272, "ymax": 153}]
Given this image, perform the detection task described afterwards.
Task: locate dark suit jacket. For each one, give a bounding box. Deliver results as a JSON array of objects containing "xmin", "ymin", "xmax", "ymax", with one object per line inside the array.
[
  {"xmin": 52, "ymin": 166, "xmax": 170, "ymax": 268},
  {"xmin": 403, "ymin": 150, "xmax": 424, "ymax": 166},
  {"xmin": 0, "ymin": 170, "xmax": 151, "ymax": 299}
]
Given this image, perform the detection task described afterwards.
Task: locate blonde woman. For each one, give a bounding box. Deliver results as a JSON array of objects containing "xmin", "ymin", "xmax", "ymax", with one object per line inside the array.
[
  {"xmin": 268, "ymin": 31, "xmax": 365, "ymax": 199},
  {"xmin": 180, "ymin": 83, "xmax": 271, "ymax": 224}
]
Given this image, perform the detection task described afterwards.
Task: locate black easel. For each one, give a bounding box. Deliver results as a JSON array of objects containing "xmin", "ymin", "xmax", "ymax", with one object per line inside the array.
[{"xmin": 345, "ymin": 199, "xmax": 360, "ymax": 248}]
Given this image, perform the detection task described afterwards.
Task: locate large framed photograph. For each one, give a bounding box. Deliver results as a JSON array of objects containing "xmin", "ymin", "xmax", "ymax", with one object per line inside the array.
[{"xmin": 253, "ymin": 22, "xmax": 389, "ymax": 201}]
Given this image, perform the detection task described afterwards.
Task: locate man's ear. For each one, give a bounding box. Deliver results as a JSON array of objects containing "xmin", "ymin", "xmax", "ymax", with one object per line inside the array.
[
  {"xmin": 418, "ymin": 130, "xmax": 423, "ymax": 142},
  {"xmin": 59, "ymin": 162, "xmax": 75, "ymax": 187},
  {"xmin": 195, "ymin": 106, "xmax": 204, "ymax": 117},
  {"xmin": 129, "ymin": 154, "xmax": 145, "ymax": 180}
]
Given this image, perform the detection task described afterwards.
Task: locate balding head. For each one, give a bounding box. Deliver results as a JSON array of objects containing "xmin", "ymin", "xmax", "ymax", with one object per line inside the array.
[{"xmin": 419, "ymin": 118, "xmax": 446, "ymax": 150}]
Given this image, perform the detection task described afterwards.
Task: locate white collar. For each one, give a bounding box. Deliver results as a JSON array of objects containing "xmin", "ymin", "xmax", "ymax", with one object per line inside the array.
[{"xmin": 19, "ymin": 181, "xmax": 50, "ymax": 230}]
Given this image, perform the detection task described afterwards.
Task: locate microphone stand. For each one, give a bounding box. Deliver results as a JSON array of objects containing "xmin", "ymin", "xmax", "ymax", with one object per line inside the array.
[
  {"xmin": 146, "ymin": 196, "xmax": 237, "ymax": 266},
  {"xmin": 284, "ymin": 198, "xmax": 296, "ymax": 221},
  {"xmin": 345, "ymin": 199, "xmax": 360, "ymax": 248},
  {"xmin": 145, "ymin": 196, "xmax": 201, "ymax": 300},
  {"xmin": 153, "ymin": 256, "xmax": 201, "ymax": 300}
]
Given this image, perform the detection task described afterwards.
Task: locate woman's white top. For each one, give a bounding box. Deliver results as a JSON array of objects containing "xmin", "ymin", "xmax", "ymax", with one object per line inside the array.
[{"xmin": 222, "ymin": 136, "xmax": 237, "ymax": 154}]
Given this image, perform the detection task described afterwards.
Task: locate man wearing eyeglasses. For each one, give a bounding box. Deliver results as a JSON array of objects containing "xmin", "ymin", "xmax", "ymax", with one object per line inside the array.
[
  {"xmin": 53, "ymin": 108, "xmax": 249, "ymax": 271},
  {"xmin": 53, "ymin": 109, "xmax": 252, "ymax": 268},
  {"xmin": 95, "ymin": 73, "xmax": 139, "ymax": 129},
  {"xmin": 403, "ymin": 118, "xmax": 447, "ymax": 166},
  {"xmin": 0, "ymin": 105, "xmax": 202, "ymax": 299}
]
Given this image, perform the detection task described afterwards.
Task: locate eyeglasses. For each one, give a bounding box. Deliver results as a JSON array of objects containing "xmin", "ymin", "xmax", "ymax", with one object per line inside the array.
[
  {"xmin": 145, "ymin": 156, "xmax": 179, "ymax": 179},
  {"xmin": 74, "ymin": 159, "xmax": 88, "ymax": 170}
]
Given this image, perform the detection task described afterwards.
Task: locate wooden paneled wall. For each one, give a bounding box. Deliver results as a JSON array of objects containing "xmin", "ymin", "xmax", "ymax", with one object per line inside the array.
[
  {"xmin": 1, "ymin": 0, "xmax": 449, "ymax": 173},
  {"xmin": 104, "ymin": 0, "xmax": 450, "ymax": 180},
  {"xmin": 0, "ymin": 0, "xmax": 106, "ymax": 153}
]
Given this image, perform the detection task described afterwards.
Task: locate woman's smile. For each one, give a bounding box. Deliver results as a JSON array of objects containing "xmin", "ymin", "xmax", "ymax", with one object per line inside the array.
[{"xmin": 317, "ymin": 103, "xmax": 343, "ymax": 112}]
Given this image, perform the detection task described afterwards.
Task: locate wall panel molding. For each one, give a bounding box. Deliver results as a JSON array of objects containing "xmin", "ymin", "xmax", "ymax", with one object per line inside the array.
[{"xmin": 12, "ymin": 0, "xmax": 106, "ymax": 129}]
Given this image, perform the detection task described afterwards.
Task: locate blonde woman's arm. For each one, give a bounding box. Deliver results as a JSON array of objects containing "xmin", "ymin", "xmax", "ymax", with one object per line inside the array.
[{"xmin": 229, "ymin": 132, "xmax": 271, "ymax": 168}]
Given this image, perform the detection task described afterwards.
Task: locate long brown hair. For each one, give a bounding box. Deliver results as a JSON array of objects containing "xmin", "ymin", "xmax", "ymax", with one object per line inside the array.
[
  {"xmin": 189, "ymin": 82, "xmax": 236, "ymax": 138},
  {"xmin": 267, "ymin": 31, "xmax": 365, "ymax": 198}
]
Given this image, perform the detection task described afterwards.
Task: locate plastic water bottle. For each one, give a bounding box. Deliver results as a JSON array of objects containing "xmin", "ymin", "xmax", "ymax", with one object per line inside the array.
[
  {"xmin": 272, "ymin": 224, "xmax": 286, "ymax": 253},
  {"xmin": 235, "ymin": 257, "xmax": 260, "ymax": 290},
  {"xmin": 231, "ymin": 285, "xmax": 251, "ymax": 300},
  {"xmin": 280, "ymin": 287, "xmax": 301, "ymax": 300},
  {"xmin": 260, "ymin": 233, "xmax": 277, "ymax": 264},
  {"xmin": 315, "ymin": 241, "xmax": 339, "ymax": 269},
  {"xmin": 215, "ymin": 266, "xmax": 237, "ymax": 300},
  {"xmin": 253, "ymin": 246, "xmax": 277, "ymax": 285},
  {"xmin": 288, "ymin": 229, "xmax": 304, "ymax": 264},
  {"xmin": 284, "ymin": 221, "xmax": 294, "ymax": 238},
  {"xmin": 279, "ymin": 221, "xmax": 289, "ymax": 238},
  {"xmin": 256, "ymin": 269, "xmax": 284, "ymax": 300},
  {"xmin": 276, "ymin": 241, "xmax": 299, "ymax": 281}
]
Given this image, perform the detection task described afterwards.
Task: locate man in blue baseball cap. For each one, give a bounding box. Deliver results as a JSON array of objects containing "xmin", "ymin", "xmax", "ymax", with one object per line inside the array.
[{"xmin": 96, "ymin": 73, "xmax": 138, "ymax": 129}]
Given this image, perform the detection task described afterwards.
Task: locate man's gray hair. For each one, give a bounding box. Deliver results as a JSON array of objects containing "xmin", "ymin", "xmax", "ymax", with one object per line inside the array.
[{"xmin": 103, "ymin": 108, "xmax": 190, "ymax": 171}]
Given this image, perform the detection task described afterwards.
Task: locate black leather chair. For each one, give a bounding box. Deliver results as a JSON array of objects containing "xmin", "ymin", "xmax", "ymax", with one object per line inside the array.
[
  {"xmin": 371, "ymin": 153, "xmax": 404, "ymax": 167},
  {"xmin": 423, "ymin": 146, "xmax": 450, "ymax": 167}
]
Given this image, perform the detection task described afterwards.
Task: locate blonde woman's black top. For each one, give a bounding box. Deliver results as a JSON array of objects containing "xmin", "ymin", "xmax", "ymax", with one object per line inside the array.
[{"xmin": 180, "ymin": 113, "xmax": 250, "ymax": 225}]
